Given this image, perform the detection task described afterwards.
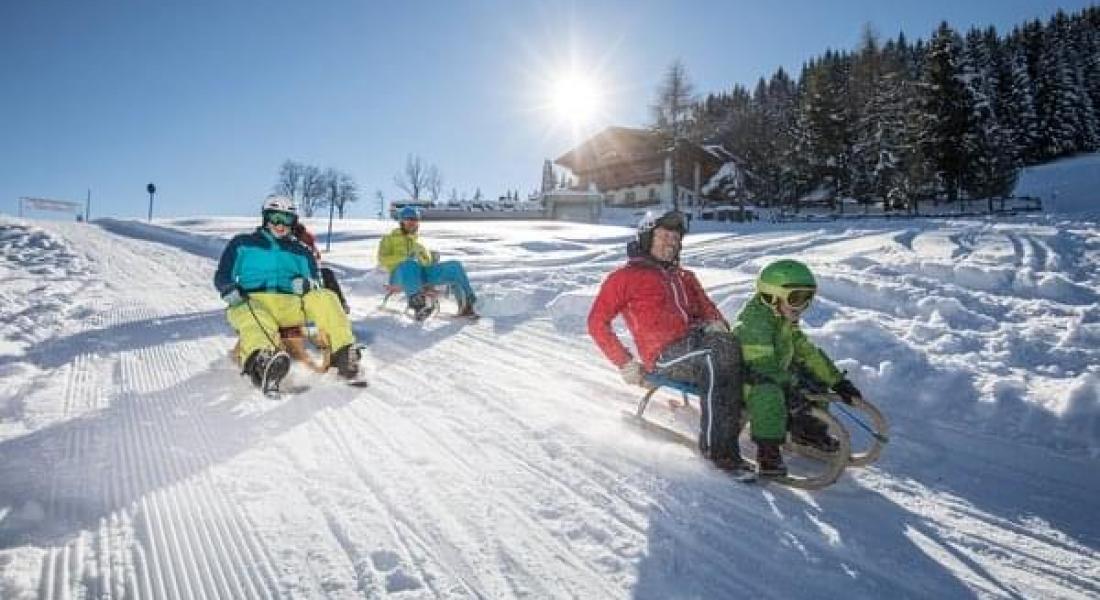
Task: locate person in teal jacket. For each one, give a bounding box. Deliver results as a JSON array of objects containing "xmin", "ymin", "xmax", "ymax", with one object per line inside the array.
[
  {"xmin": 215, "ymin": 196, "xmax": 360, "ymax": 391},
  {"xmin": 732, "ymin": 259, "xmax": 863, "ymax": 476}
]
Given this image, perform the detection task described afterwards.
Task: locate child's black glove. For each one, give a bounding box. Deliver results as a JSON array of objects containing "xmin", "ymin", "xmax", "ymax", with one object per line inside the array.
[{"xmin": 832, "ymin": 379, "xmax": 862, "ymax": 404}]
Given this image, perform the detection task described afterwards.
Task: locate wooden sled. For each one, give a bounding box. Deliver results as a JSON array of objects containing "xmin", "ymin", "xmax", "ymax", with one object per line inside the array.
[
  {"xmin": 629, "ymin": 375, "xmax": 888, "ymax": 491},
  {"xmin": 231, "ymin": 324, "xmax": 332, "ymax": 374},
  {"xmin": 380, "ymin": 284, "xmax": 443, "ymax": 318}
]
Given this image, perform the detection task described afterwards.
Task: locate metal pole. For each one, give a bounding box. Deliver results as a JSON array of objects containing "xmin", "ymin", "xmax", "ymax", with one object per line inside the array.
[
  {"xmin": 670, "ymin": 138, "xmax": 678, "ymax": 212},
  {"xmin": 147, "ymin": 191, "xmax": 154, "ymax": 221},
  {"xmin": 326, "ymin": 194, "xmax": 335, "ymax": 252},
  {"xmin": 86, "ymin": 189, "xmax": 91, "ymax": 221}
]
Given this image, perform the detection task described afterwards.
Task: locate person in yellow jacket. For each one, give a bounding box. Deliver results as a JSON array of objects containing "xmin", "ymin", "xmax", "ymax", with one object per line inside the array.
[
  {"xmin": 732, "ymin": 259, "xmax": 863, "ymax": 476},
  {"xmin": 377, "ymin": 206, "xmax": 477, "ymax": 320}
]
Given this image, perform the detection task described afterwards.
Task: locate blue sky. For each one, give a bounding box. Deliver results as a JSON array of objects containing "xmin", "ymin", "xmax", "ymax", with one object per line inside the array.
[{"xmin": 1, "ymin": 0, "xmax": 1092, "ymax": 220}]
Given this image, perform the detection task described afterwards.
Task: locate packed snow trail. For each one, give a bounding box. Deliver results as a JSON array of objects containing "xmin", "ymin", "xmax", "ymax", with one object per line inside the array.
[{"xmin": 0, "ymin": 215, "xmax": 1097, "ymax": 599}]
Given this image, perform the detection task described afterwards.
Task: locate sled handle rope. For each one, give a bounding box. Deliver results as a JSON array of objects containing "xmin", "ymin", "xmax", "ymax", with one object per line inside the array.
[
  {"xmin": 242, "ymin": 296, "xmax": 331, "ymax": 373},
  {"xmin": 803, "ymin": 392, "xmax": 890, "ymax": 468}
]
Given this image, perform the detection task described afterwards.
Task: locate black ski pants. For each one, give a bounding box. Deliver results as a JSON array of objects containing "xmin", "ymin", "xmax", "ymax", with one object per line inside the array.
[{"xmin": 654, "ymin": 329, "xmax": 743, "ymax": 461}]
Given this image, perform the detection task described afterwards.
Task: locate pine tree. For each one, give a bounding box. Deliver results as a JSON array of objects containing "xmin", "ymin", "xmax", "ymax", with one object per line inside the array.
[
  {"xmin": 796, "ymin": 52, "xmax": 853, "ymax": 206},
  {"xmin": 1034, "ymin": 15, "xmax": 1084, "ymax": 159},
  {"xmin": 959, "ymin": 34, "xmax": 1018, "ymax": 203},
  {"xmin": 1000, "ymin": 40, "xmax": 1041, "ymax": 163},
  {"xmin": 541, "ymin": 159, "xmax": 556, "ymax": 194},
  {"xmin": 913, "ymin": 22, "xmax": 976, "ymax": 201}
]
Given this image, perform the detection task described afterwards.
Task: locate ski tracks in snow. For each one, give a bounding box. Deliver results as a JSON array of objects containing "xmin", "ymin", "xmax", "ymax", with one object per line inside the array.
[
  {"xmin": 1, "ymin": 220, "xmax": 284, "ymax": 599},
  {"xmin": 3, "ymin": 216, "xmax": 1099, "ymax": 599}
]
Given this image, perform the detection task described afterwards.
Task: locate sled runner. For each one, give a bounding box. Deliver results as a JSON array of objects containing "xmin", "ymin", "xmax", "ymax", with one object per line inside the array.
[
  {"xmin": 626, "ymin": 374, "xmax": 888, "ymax": 490},
  {"xmin": 380, "ymin": 284, "xmax": 479, "ymax": 322},
  {"xmin": 381, "ymin": 283, "xmax": 441, "ymax": 320}
]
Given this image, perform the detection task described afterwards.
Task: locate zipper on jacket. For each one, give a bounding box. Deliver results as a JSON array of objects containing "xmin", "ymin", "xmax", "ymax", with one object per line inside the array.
[{"xmin": 665, "ymin": 269, "xmax": 690, "ymax": 323}]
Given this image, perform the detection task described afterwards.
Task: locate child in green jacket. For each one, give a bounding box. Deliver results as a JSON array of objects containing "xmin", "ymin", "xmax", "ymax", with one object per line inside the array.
[{"xmin": 732, "ymin": 259, "xmax": 863, "ymax": 476}]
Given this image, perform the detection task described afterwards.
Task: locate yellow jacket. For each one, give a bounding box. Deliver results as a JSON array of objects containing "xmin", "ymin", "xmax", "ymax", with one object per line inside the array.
[{"xmin": 377, "ymin": 227, "xmax": 432, "ymax": 272}]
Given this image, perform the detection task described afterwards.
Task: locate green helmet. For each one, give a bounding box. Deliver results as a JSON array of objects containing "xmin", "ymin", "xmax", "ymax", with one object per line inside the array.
[{"xmin": 756, "ymin": 259, "xmax": 817, "ymax": 308}]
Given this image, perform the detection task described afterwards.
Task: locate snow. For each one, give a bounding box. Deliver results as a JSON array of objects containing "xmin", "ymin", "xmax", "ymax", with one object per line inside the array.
[
  {"xmin": 1015, "ymin": 151, "xmax": 1100, "ymax": 217},
  {"xmin": 1, "ymin": 212, "xmax": 1098, "ymax": 598}
]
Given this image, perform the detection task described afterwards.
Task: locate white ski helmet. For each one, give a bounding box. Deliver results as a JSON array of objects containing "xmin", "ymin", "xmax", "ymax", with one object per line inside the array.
[{"xmin": 262, "ymin": 195, "xmax": 297, "ymax": 214}]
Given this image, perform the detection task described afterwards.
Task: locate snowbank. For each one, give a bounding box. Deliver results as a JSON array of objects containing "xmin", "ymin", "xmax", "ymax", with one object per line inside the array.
[{"xmin": 1015, "ymin": 152, "xmax": 1100, "ymax": 217}]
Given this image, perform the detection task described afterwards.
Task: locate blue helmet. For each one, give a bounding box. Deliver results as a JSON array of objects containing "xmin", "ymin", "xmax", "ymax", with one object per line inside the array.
[{"xmin": 396, "ymin": 206, "xmax": 421, "ymax": 221}]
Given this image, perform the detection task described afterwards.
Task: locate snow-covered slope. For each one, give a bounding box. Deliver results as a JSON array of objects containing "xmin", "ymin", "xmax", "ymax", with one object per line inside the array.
[
  {"xmin": 1015, "ymin": 151, "xmax": 1100, "ymax": 216},
  {"xmin": 0, "ymin": 214, "xmax": 1097, "ymax": 599}
]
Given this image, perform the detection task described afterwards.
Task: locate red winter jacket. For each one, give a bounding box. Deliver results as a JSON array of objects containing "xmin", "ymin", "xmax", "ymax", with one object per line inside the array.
[
  {"xmin": 588, "ymin": 257, "xmax": 726, "ymax": 371},
  {"xmin": 293, "ymin": 224, "xmax": 322, "ymax": 260}
]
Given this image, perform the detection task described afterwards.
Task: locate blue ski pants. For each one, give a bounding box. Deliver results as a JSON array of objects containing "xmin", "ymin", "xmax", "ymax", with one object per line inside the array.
[{"xmin": 390, "ymin": 258, "xmax": 475, "ymax": 305}]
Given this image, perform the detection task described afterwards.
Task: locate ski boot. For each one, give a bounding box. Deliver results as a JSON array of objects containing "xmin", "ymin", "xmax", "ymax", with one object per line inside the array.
[
  {"xmin": 408, "ymin": 293, "xmax": 433, "ymax": 321},
  {"xmin": 331, "ymin": 344, "xmax": 362, "ymax": 379},
  {"xmin": 714, "ymin": 455, "xmax": 753, "ymax": 474},
  {"xmin": 756, "ymin": 441, "xmax": 788, "ymax": 477},
  {"xmin": 243, "ymin": 348, "xmax": 291, "ymax": 394},
  {"xmin": 456, "ymin": 294, "xmax": 479, "ymax": 319}
]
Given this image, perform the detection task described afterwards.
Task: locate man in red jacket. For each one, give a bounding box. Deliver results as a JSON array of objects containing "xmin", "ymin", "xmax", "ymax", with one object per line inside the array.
[{"xmin": 588, "ymin": 210, "xmax": 746, "ymax": 471}]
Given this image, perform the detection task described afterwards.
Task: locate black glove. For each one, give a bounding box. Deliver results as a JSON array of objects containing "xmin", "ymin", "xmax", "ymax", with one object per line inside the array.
[
  {"xmin": 832, "ymin": 379, "xmax": 862, "ymax": 405},
  {"xmin": 784, "ymin": 385, "xmax": 812, "ymax": 413}
]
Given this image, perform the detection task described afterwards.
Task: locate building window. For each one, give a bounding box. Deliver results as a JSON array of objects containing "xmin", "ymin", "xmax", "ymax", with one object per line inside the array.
[
  {"xmin": 625, "ymin": 191, "xmax": 636, "ymax": 204},
  {"xmin": 648, "ymin": 188, "xmax": 657, "ymax": 200},
  {"xmin": 605, "ymin": 192, "xmax": 615, "ymax": 203}
]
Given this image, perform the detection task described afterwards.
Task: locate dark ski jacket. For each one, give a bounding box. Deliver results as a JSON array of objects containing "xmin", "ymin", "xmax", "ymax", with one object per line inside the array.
[
  {"xmin": 588, "ymin": 255, "xmax": 725, "ymax": 370},
  {"xmin": 214, "ymin": 227, "xmax": 319, "ymax": 295}
]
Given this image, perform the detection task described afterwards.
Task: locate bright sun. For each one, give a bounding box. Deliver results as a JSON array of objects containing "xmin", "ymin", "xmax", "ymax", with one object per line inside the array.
[{"xmin": 549, "ymin": 72, "xmax": 603, "ymax": 126}]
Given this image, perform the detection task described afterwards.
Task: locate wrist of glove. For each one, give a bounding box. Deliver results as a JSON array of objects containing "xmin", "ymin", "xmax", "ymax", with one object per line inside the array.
[
  {"xmin": 291, "ymin": 277, "xmax": 312, "ymax": 295},
  {"xmin": 702, "ymin": 320, "xmax": 728, "ymax": 335},
  {"xmin": 221, "ymin": 286, "xmax": 246, "ymax": 307},
  {"xmin": 832, "ymin": 379, "xmax": 862, "ymax": 404},
  {"xmin": 619, "ymin": 360, "xmax": 646, "ymax": 387}
]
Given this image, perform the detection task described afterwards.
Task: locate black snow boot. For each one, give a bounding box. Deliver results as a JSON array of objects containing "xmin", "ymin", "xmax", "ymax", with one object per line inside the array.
[
  {"xmin": 756, "ymin": 441, "xmax": 788, "ymax": 477},
  {"xmin": 244, "ymin": 349, "xmax": 291, "ymax": 392},
  {"xmin": 408, "ymin": 293, "xmax": 433, "ymax": 321},
  {"xmin": 331, "ymin": 344, "xmax": 361, "ymax": 379},
  {"xmin": 456, "ymin": 294, "xmax": 479, "ymax": 318},
  {"xmin": 789, "ymin": 413, "xmax": 840, "ymax": 453},
  {"xmin": 714, "ymin": 454, "xmax": 752, "ymax": 474}
]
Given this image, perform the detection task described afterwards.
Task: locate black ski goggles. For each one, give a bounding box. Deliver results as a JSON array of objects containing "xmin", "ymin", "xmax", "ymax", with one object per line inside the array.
[{"xmin": 264, "ymin": 210, "xmax": 298, "ymax": 226}]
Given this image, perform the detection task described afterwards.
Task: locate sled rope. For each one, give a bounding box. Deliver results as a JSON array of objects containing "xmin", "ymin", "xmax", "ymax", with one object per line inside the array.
[{"xmin": 835, "ymin": 403, "xmax": 889, "ymax": 443}]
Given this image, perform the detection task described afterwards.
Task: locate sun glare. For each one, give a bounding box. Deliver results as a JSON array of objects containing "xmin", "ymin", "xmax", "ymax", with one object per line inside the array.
[{"xmin": 549, "ymin": 72, "xmax": 603, "ymax": 126}]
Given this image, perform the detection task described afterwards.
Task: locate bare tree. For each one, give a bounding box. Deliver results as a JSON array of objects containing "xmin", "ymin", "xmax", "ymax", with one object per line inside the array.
[
  {"xmin": 425, "ymin": 165, "xmax": 443, "ymax": 204},
  {"xmin": 652, "ymin": 60, "xmax": 696, "ymax": 211},
  {"xmin": 299, "ymin": 165, "xmax": 326, "ymax": 216},
  {"xmin": 334, "ymin": 171, "xmax": 358, "ymax": 218},
  {"xmin": 274, "ymin": 159, "xmax": 305, "ymax": 201},
  {"xmin": 652, "ymin": 59, "xmax": 696, "ymax": 142},
  {"xmin": 393, "ymin": 154, "xmax": 435, "ymax": 202}
]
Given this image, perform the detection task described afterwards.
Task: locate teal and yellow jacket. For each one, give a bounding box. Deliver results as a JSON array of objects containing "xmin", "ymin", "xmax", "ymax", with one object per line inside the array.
[
  {"xmin": 214, "ymin": 228, "xmax": 318, "ymax": 294},
  {"xmin": 377, "ymin": 228, "xmax": 432, "ymax": 273},
  {"xmin": 733, "ymin": 294, "xmax": 843, "ymax": 391}
]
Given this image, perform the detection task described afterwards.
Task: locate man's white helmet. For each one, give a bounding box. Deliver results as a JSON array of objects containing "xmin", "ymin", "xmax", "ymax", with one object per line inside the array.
[{"xmin": 262, "ymin": 195, "xmax": 297, "ymax": 214}]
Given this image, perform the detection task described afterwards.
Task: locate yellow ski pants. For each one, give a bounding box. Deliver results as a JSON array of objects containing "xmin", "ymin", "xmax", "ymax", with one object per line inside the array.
[{"xmin": 226, "ymin": 290, "xmax": 354, "ymax": 364}]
